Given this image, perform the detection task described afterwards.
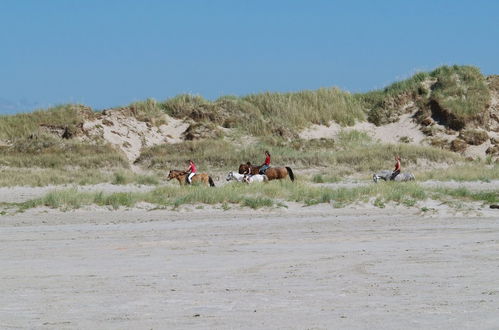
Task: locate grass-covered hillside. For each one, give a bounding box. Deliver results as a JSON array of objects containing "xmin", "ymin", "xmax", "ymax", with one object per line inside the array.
[{"xmin": 1, "ymin": 65, "xmax": 498, "ymax": 186}]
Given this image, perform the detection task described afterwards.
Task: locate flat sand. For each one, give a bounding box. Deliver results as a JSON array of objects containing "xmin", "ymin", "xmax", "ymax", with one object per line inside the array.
[{"xmin": 1, "ymin": 206, "xmax": 498, "ymax": 329}]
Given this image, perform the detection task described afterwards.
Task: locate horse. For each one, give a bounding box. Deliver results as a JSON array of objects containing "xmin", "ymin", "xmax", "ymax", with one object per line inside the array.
[
  {"xmin": 226, "ymin": 171, "xmax": 245, "ymax": 182},
  {"xmin": 372, "ymin": 170, "xmax": 415, "ymax": 183},
  {"xmin": 167, "ymin": 169, "xmax": 215, "ymax": 187},
  {"xmin": 226, "ymin": 171, "xmax": 268, "ymax": 184},
  {"xmin": 238, "ymin": 162, "xmax": 295, "ymax": 182},
  {"xmin": 243, "ymin": 174, "xmax": 268, "ymax": 184}
]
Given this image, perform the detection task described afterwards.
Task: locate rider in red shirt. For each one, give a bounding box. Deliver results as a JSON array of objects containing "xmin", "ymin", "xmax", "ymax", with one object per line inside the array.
[
  {"xmin": 259, "ymin": 151, "xmax": 271, "ymax": 175},
  {"xmin": 186, "ymin": 160, "xmax": 197, "ymax": 184},
  {"xmin": 390, "ymin": 156, "xmax": 401, "ymax": 181}
]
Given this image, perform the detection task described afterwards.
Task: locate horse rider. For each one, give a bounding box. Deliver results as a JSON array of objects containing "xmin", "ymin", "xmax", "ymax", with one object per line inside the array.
[
  {"xmin": 259, "ymin": 150, "xmax": 271, "ymax": 175},
  {"xmin": 186, "ymin": 159, "xmax": 197, "ymax": 184},
  {"xmin": 390, "ymin": 156, "xmax": 401, "ymax": 181}
]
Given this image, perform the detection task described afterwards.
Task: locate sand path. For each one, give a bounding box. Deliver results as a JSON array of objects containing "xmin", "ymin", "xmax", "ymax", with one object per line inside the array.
[{"xmin": 0, "ymin": 208, "xmax": 498, "ymax": 329}]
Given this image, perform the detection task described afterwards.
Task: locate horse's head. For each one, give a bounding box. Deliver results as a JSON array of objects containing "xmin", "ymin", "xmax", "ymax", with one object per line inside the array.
[
  {"xmin": 167, "ymin": 170, "xmax": 184, "ymax": 180},
  {"xmin": 372, "ymin": 173, "xmax": 379, "ymax": 183},
  {"xmin": 238, "ymin": 163, "xmax": 249, "ymax": 174}
]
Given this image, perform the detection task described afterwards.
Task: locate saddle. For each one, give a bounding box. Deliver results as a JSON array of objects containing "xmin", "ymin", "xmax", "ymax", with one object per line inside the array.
[
  {"xmin": 185, "ymin": 173, "xmax": 196, "ymax": 184},
  {"xmin": 259, "ymin": 166, "xmax": 270, "ymax": 175}
]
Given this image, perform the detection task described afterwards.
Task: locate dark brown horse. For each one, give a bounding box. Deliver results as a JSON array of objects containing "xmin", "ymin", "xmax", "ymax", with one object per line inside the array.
[
  {"xmin": 238, "ymin": 162, "xmax": 294, "ymax": 182},
  {"xmin": 167, "ymin": 170, "xmax": 215, "ymax": 187}
]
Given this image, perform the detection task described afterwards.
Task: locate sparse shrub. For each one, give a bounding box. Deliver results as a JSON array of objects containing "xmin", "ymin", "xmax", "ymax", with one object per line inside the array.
[
  {"xmin": 486, "ymin": 145, "xmax": 499, "ymax": 155},
  {"xmin": 450, "ymin": 138, "xmax": 468, "ymax": 153},
  {"xmin": 399, "ymin": 136, "xmax": 413, "ymax": 144},
  {"xmin": 429, "ymin": 65, "xmax": 490, "ymax": 128},
  {"xmin": 312, "ymin": 174, "xmax": 325, "ymax": 183},
  {"xmin": 429, "ymin": 137, "xmax": 450, "ymax": 149},
  {"xmin": 373, "ymin": 197, "xmax": 385, "ymax": 208},
  {"xmin": 242, "ymin": 197, "xmax": 274, "ymax": 209},
  {"xmin": 112, "ymin": 171, "xmax": 129, "ymax": 185},
  {"xmin": 458, "ymin": 129, "xmax": 489, "ymax": 145},
  {"xmin": 182, "ymin": 122, "xmax": 222, "ymax": 140}
]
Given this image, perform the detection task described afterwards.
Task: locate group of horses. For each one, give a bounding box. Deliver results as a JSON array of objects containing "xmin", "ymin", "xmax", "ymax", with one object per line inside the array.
[
  {"xmin": 167, "ymin": 162, "xmax": 295, "ymax": 187},
  {"xmin": 167, "ymin": 161, "xmax": 414, "ymax": 187}
]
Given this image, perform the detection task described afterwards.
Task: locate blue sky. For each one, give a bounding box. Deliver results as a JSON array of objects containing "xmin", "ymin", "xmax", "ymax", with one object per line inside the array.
[{"xmin": 1, "ymin": 0, "xmax": 498, "ymax": 114}]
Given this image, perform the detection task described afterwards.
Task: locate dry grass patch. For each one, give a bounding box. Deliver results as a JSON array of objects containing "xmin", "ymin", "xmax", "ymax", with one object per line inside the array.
[{"xmin": 416, "ymin": 164, "xmax": 499, "ymax": 182}]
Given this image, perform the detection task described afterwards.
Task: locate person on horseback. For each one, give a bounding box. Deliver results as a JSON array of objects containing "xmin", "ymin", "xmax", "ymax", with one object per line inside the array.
[
  {"xmin": 390, "ymin": 156, "xmax": 401, "ymax": 181},
  {"xmin": 186, "ymin": 159, "xmax": 197, "ymax": 184},
  {"xmin": 259, "ymin": 150, "xmax": 271, "ymax": 175}
]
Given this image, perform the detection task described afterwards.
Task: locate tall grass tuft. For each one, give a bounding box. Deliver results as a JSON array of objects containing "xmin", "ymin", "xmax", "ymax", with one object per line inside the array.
[{"xmin": 430, "ymin": 65, "xmax": 490, "ymax": 123}]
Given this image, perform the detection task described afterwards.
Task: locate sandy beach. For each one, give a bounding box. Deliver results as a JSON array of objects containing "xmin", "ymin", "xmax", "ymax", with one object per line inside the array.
[{"xmin": 1, "ymin": 206, "xmax": 498, "ymax": 329}]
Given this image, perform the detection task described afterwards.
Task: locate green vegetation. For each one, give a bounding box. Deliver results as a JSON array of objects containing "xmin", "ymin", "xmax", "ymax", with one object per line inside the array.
[
  {"xmin": 360, "ymin": 65, "xmax": 490, "ymax": 127},
  {"xmin": 458, "ymin": 128, "xmax": 489, "ymax": 145},
  {"xmin": 433, "ymin": 186, "xmax": 499, "ymax": 204},
  {"xmin": 137, "ymin": 130, "xmax": 460, "ymax": 173},
  {"xmin": 163, "ymin": 88, "xmax": 366, "ymax": 137},
  {"xmin": 0, "ymin": 104, "xmax": 92, "ymax": 141},
  {"xmin": 12, "ymin": 180, "xmax": 498, "ymax": 212},
  {"xmin": 0, "ymin": 137, "xmax": 128, "ymax": 169},
  {"xmin": 0, "ymin": 65, "xmax": 491, "ymax": 143},
  {"xmin": 15, "ymin": 181, "xmax": 425, "ymax": 211},
  {"xmin": 0, "ymin": 65, "xmax": 495, "ymax": 188},
  {"xmin": 126, "ymin": 98, "xmax": 167, "ymax": 125},
  {"xmin": 359, "ymin": 72, "xmax": 429, "ymax": 125},
  {"xmin": 416, "ymin": 164, "xmax": 499, "ymax": 182},
  {"xmin": 430, "ymin": 65, "xmax": 490, "ymax": 127},
  {"xmin": 487, "ymin": 75, "xmax": 499, "ymax": 91},
  {"xmin": 0, "ymin": 167, "xmax": 161, "ymax": 187}
]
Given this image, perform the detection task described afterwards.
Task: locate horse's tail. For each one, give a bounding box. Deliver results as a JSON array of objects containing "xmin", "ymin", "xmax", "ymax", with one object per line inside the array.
[
  {"xmin": 286, "ymin": 167, "xmax": 295, "ymax": 182},
  {"xmin": 209, "ymin": 176, "xmax": 215, "ymax": 187}
]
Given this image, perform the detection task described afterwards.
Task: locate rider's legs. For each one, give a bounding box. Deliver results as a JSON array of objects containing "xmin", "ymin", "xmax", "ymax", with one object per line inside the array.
[
  {"xmin": 187, "ymin": 172, "xmax": 195, "ymax": 184},
  {"xmin": 259, "ymin": 165, "xmax": 269, "ymax": 175},
  {"xmin": 390, "ymin": 170, "xmax": 400, "ymax": 181}
]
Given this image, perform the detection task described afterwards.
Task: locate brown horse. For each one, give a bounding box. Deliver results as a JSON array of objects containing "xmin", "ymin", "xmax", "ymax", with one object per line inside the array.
[
  {"xmin": 167, "ymin": 170, "xmax": 215, "ymax": 187},
  {"xmin": 238, "ymin": 162, "xmax": 294, "ymax": 182}
]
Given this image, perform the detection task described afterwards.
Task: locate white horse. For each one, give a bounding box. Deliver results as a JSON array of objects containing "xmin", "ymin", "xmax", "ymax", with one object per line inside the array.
[
  {"xmin": 243, "ymin": 174, "xmax": 268, "ymax": 184},
  {"xmin": 373, "ymin": 170, "xmax": 415, "ymax": 183},
  {"xmin": 226, "ymin": 171, "xmax": 245, "ymax": 182}
]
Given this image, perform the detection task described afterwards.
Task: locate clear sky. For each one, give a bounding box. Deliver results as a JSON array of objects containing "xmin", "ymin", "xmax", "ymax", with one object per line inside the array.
[{"xmin": 1, "ymin": 0, "xmax": 498, "ymax": 114}]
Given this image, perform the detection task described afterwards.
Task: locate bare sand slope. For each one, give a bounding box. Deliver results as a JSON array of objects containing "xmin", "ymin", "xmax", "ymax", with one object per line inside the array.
[{"xmin": 1, "ymin": 209, "xmax": 498, "ymax": 329}]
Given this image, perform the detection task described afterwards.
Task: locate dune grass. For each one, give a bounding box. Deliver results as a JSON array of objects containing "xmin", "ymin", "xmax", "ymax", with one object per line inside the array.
[
  {"xmin": 416, "ymin": 164, "xmax": 499, "ymax": 182},
  {"xmin": 137, "ymin": 130, "xmax": 460, "ymax": 173},
  {"xmin": 15, "ymin": 180, "xmax": 426, "ymax": 211},
  {"xmin": 127, "ymin": 98, "xmax": 167, "ymax": 125},
  {"xmin": 0, "ymin": 167, "xmax": 161, "ymax": 187},
  {"xmin": 0, "ymin": 104, "xmax": 92, "ymax": 141},
  {"xmin": 432, "ymin": 186, "xmax": 499, "ymax": 204},
  {"xmin": 359, "ymin": 72, "xmax": 430, "ymax": 125},
  {"xmin": 359, "ymin": 65, "xmax": 490, "ymax": 127},
  {"xmin": 162, "ymin": 88, "xmax": 366, "ymax": 137},
  {"xmin": 0, "ymin": 137, "xmax": 129, "ymax": 169},
  {"xmin": 0, "ymin": 65, "xmax": 493, "ymax": 191},
  {"xmin": 430, "ymin": 65, "xmax": 490, "ymax": 123},
  {"xmin": 0, "ymin": 65, "xmax": 491, "ymax": 145},
  {"xmin": 13, "ymin": 179, "xmax": 498, "ymax": 213}
]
